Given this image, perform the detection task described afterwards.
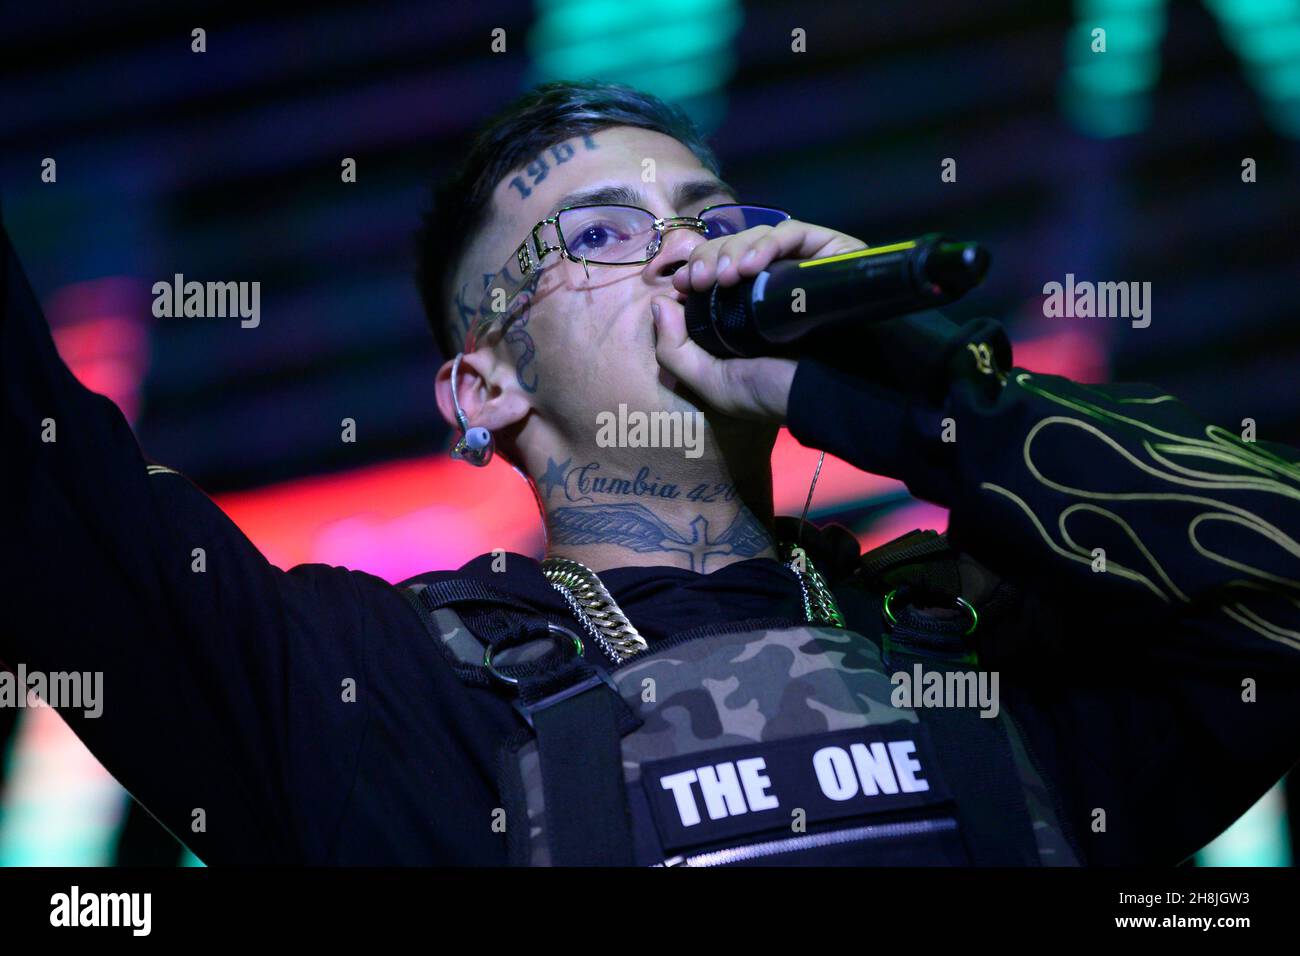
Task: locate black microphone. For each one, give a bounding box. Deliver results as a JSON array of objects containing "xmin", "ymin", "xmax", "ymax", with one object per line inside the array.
[{"xmin": 684, "ymin": 233, "xmax": 989, "ymax": 358}]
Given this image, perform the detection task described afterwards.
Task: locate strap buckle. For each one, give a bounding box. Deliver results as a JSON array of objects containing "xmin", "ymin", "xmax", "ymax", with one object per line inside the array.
[
  {"xmin": 882, "ymin": 587, "xmax": 978, "ymax": 636},
  {"xmin": 481, "ymin": 622, "xmax": 620, "ymax": 729},
  {"xmin": 482, "ymin": 622, "xmax": 584, "ymax": 686},
  {"xmin": 881, "ymin": 586, "xmax": 980, "ymax": 670},
  {"xmin": 509, "ymin": 666, "xmax": 621, "ymax": 730}
]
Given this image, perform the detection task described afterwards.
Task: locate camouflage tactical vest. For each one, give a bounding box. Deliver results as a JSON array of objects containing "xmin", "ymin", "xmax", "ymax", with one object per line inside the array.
[{"xmin": 404, "ymin": 541, "xmax": 1081, "ymax": 867}]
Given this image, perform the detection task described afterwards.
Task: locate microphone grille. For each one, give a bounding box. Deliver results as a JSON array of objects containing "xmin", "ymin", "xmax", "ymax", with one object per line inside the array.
[
  {"xmin": 683, "ymin": 288, "xmax": 723, "ymax": 353},
  {"xmin": 683, "ymin": 284, "xmax": 755, "ymax": 357}
]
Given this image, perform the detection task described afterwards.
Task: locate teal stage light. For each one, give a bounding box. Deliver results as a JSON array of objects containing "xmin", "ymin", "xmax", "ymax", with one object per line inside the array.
[
  {"xmin": 527, "ymin": 0, "xmax": 743, "ymax": 128},
  {"xmin": 1063, "ymin": 0, "xmax": 1300, "ymax": 139}
]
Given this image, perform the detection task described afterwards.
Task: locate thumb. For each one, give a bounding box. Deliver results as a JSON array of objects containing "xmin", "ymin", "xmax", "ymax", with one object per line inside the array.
[{"xmin": 651, "ymin": 294, "xmax": 725, "ymax": 402}]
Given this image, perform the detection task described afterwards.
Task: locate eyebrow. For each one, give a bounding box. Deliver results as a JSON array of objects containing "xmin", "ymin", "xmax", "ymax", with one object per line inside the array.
[{"xmin": 547, "ymin": 178, "xmax": 738, "ymax": 218}]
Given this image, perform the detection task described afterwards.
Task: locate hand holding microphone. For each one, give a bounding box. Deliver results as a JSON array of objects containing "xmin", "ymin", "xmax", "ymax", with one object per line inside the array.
[
  {"xmin": 653, "ymin": 220, "xmax": 995, "ymax": 424},
  {"xmin": 683, "ymin": 233, "xmax": 989, "ymax": 359}
]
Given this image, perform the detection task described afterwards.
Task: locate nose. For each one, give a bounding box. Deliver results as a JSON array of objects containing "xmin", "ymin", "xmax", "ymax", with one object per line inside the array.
[{"xmin": 649, "ymin": 221, "xmax": 708, "ymax": 281}]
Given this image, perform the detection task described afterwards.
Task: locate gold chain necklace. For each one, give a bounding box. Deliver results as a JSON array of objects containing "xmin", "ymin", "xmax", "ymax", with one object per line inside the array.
[{"xmin": 541, "ymin": 542, "xmax": 845, "ymax": 666}]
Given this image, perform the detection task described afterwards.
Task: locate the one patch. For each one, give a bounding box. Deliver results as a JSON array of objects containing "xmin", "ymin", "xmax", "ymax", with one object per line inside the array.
[{"xmin": 641, "ymin": 723, "xmax": 953, "ymax": 852}]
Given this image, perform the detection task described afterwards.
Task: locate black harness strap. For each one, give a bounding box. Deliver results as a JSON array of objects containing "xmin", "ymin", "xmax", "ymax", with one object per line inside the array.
[
  {"xmin": 408, "ymin": 578, "xmax": 540, "ymax": 644},
  {"xmin": 890, "ymin": 644, "xmax": 1041, "ymax": 865},
  {"xmin": 517, "ymin": 661, "xmax": 638, "ymax": 866},
  {"xmin": 863, "ymin": 534, "xmax": 1041, "ymax": 866},
  {"xmin": 400, "ymin": 575, "xmax": 638, "ymax": 866},
  {"xmin": 859, "ymin": 528, "xmax": 951, "ymax": 577}
]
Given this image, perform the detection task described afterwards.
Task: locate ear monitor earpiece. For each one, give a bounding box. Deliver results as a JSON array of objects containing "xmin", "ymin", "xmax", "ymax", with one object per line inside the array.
[
  {"xmin": 449, "ymin": 353, "xmax": 494, "ymax": 467},
  {"xmin": 453, "ymin": 425, "xmax": 494, "ymax": 467}
]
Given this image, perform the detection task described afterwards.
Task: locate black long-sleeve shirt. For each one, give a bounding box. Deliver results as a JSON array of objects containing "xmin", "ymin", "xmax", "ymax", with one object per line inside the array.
[{"xmin": 5, "ymin": 222, "xmax": 1299, "ymax": 865}]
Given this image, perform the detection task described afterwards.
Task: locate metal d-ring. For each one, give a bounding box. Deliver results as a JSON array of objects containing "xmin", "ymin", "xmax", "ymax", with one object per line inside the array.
[
  {"xmin": 882, "ymin": 588, "xmax": 979, "ymax": 637},
  {"xmin": 483, "ymin": 622, "xmax": 584, "ymax": 685}
]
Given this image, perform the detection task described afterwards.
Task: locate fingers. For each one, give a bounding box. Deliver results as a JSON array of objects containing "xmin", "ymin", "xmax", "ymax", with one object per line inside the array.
[
  {"xmin": 650, "ymin": 294, "xmax": 726, "ymax": 408},
  {"xmin": 650, "ymin": 294, "xmax": 797, "ymax": 424},
  {"xmin": 673, "ymin": 225, "xmax": 775, "ymax": 294},
  {"xmin": 671, "ymin": 220, "xmax": 848, "ymax": 295}
]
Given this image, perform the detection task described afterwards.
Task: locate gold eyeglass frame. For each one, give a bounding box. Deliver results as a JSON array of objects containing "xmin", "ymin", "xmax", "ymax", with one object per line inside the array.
[{"xmin": 463, "ymin": 201, "xmax": 791, "ymax": 350}]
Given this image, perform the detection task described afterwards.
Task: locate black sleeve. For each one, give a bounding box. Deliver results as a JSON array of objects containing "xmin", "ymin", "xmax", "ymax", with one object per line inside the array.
[
  {"xmin": 1, "ymin": 221, "xmax": 377, "ymax": 863},
  {"xmin": 787, "ymin": 311, "xmax": 1300, "ymax": 862}
]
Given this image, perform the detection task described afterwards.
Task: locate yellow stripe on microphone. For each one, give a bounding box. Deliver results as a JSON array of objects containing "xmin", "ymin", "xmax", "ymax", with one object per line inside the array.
[{"xmin": 798, "ymin": 241, "xmax": 917, "ymax": 268}]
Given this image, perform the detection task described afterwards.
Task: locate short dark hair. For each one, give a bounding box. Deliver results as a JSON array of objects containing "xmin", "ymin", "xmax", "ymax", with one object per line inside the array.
[{"xmin": 414, "ymin": 79, "xmax": 722, "ymax": 362}]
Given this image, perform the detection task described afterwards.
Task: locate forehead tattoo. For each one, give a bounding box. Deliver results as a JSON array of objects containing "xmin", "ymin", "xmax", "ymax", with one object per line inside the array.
[{"xmin": 506, "ymin": 134, "xmax": 600, "ymax": 201}]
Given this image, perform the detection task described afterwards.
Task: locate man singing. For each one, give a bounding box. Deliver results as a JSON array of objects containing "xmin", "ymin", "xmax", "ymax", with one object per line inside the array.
[{"xmin": 4, "ymin": 80, "xmax": 1298, "ymax": 866}]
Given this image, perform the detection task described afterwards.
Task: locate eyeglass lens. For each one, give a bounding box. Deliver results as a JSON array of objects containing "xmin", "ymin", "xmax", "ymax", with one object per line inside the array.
[{"xmin": 556, "ymin": 204, "xmax": 789, "ymax": 265}]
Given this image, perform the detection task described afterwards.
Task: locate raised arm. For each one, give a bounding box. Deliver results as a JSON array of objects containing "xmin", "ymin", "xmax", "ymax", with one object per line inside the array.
[{"xmin": 0, "ymin": 219, "xmax": 371, "ymax": 863}]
